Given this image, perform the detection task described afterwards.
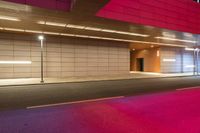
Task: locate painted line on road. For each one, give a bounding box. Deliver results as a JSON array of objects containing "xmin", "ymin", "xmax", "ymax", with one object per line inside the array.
[
  {"xmin": 26, "ymin": 96, "xmax": 125, "ymax": 109},
  {"xmin": 176, "ymin": 86, "xmax": 200, "ymax": 91}
]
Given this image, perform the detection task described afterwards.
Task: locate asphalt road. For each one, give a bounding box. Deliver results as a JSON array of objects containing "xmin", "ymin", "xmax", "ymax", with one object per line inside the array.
[{"xmin": 0, "ymin": 76, "xmax": 200, "ymax": 110}]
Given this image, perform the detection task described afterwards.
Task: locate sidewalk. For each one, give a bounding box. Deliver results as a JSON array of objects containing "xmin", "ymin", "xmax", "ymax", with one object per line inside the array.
[{"xmin": 0, "ymin": 72, "xmax": 194, "ymax": 87}]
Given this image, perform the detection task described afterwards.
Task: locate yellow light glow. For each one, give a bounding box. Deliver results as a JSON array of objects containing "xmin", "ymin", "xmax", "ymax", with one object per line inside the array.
[
  {"xmin": 155, "ymin": 37, "xmax": 196, "ymax": 43},
  {"xmin": 45, "ymin": 22, "xmax": 66, "ymax": 27},
  {"xmin": 66, "ymin": 24, "xmax": 85, "ymax": 29},
  {"xmin": 157, "ymin": 50, "xmax": 160, "ymax": 57},
  {"xmin": 4, "ymin": 28, "xmax": 24, "ymax": 32},
  {"xmin": 163, "ymin": 59, "xmax": 176, "ymax": 62},
  {"xmin": 43, "ymin": 31, "xmax": 60, "ymax": 35},
  {"xmin": 36, "ymin": 21, "xmax": 149, "ymax": 37},
  {"xmin": 185, "ymin": 47, "xmax": 195, "ymax": 51},
  {"xmin": 0, "ymin": 15, "xmax": 20, "ymax": 21},
  {"xmin": 0, "ymin": 27, "xmax": 188, "ymax": 48}
]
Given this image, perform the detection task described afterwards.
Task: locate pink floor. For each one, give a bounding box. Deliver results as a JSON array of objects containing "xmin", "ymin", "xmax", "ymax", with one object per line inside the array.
[{"xmin": 1, "ymin": 87, "xmax": 200, "ymax": 133}]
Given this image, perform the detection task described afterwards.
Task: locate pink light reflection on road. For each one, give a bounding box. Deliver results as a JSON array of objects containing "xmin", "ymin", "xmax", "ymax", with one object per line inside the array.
[{"xmin": 1, "ymin": 87, "xmax": 200, "ymax": 133}]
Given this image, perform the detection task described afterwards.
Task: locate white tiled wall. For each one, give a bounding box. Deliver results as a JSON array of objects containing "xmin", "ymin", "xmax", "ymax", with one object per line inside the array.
[
  {"xmin": 0, "ymin": 33, "xmax": 130, "ymax": 79},
  {"xmin": 160, "ymin": 47, "xmax": 194, "ymax": 73}
]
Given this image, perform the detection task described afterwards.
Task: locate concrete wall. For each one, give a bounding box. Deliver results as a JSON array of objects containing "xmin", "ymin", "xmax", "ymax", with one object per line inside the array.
[
  {"xmin": 160, "ymin": 47, "xmax": 194, "ymax": 73},
  {"xmin": 0, "ymin": 33, "xmax": 130, "ymax": 79},
  {"xmin": 130, "ymin": 48, "xmax": 160, "ymax": 72}
]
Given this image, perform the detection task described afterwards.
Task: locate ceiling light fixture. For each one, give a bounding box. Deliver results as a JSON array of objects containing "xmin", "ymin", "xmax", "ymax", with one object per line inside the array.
[
  {"xmin": 43, "ymin": 31, "xmax": 60, "ymax": 35},
  {"xmin": 45, "ymin": 22, "xmax": 66, "ymax": 27},
  {"xmin": 60, "ymin": 33, "xmax": 75, "ymax": 37},
  {"xmin": 163, "ymin": 59, "xmax": 176, "ymax": 62},
  {"xmin": 0, "ymin": 15, "xmax": 20, "ymax": 21},
  {"xmin": 185, "ymin": 47, "xmax": 195, "ymax": 51},
  {"xmin": 84, "ymin": 27, "xmax": 101, "ymax": 31},
  {"xmin": 37, "ymin": 21, "xmax": 45, "ymax": 24},
  {"xmin": 0, "ymin": 61, "xmax": 32, "ymax": 64},
  {"xmin": 155, "ymin": 37, "xmax": 196, "ymax": 43},
  {"xmin": 185, "ymin": 65, "xmax": 195, "ymax": 68},
  {"xmin": 4, "ymin": 28, "xmax": 24, "ymax": 32},
  {"xmin": 75, "ymin": 35, "xmax": 89, "ymax": 38},
  {"xmin": 101, "ymin": 29, "xmax": 116, "ymax": 33},
  {"xmin": 66, "ymin": 24, "xmax": 85, "ymax": 29},
  {"xmin": 88, "ymin": 36, "xmax": 101, "ymax": 39},
  {"xmin": 25, "ymin": 30, "xmax": 43, "ymax": 33},
  {"xmin": 0, "ymin": 27, "xmax": 187, "ymax": 48},
  {"xmin": 36, "ymin": 21, "xmax": 149, "ymax": 37}
]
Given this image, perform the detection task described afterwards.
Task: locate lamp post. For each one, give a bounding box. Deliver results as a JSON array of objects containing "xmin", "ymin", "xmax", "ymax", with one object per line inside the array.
[
  {"xmin": 197, "ymin": 48, "xmax": 200, "ymax": 75},
  {"xmin": 193, "ymin": 49, "xmax": 196, "ymax": 76},
  {"xmin": 38, "ymin": 35, "xmax": 44, "ymax": 83}
]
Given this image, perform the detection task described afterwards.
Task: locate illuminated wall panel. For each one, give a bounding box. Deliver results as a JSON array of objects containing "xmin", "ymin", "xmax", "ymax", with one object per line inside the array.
[
  {"xmin": 0, "ymin": 33, "xmax": 130, "ymax": 79},
  {"xmin": 160, "ymin": 47, "xmax": 194, "ymax": 73}
]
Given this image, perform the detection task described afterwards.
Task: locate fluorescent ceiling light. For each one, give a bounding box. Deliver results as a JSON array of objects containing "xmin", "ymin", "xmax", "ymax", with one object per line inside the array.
[
  {"xmin": 185, "ymin": 65, "xmax": 195, "ymax": 68},
  {"xmin": 85, "ymin": 27, "xmax": 101, "ymax": 31},
  {"xmin": 75, "ymin": 35, "xmax": 88, "ymax": 38},
  {"xmin": 0, "ymin": 15, "xmax": 20, "ymax": 21},
  {"xmin": 43, "ymin": 31, "xmax": 60, "ymax": 35},
  {"xmin": 66, "ymin": 24, "xmax": 85, "ymax": 29},
  {"xmin": 163, "ymin": 59, "xmax": 176, "ymax": 62},
  {"xmin": 45, "ymin": 22, "xmax": 66, "ymax": 27},
  {"xmin": 162, "ymin": 32, "xmax": 176, "ymax": 38},
  {"xmin": 37, "ymin": 21, "xmax": 66, "ymax": 27},
  {"xmin": 60, "ymin": 33, "xmax": 75, "ymax": 37},
  {"xmin": 25, "ymin": 30, "xmax": 43, "ymax": 33},
  {"xmin": 128, "ymin": 40, "xmax": 185, "ymax": 47},
  {"xmin": 0, "ymin": 26, "xmax": 187, "ymax": 48},
  {"xmin": 0, "ymin": 61, "xmax": 32, "ymax": 64},
  {"xmin": 116, "ymin": 31, "xmax": 149, "ymax": 37},
  {"xmin": 37, "ymin": 21, "xmax": 45, "ymax": 24},
  {"xmin": 185, "ymin": 47, "xmax": 195, "ymax": 51},
  {"xmin": 101, "ymin": 29, "xmax": 116, "ymax": 33},
  {"xmin": 88, "ymin": 36, "xmax": 101, "ymax": 39},
  {"xmin": 4, "ymin": 28, "xmax": 24, "ymax": 32},
  {"xmin": 36, "ymin": 21, "xmax": 149, "ymax": 37},
  {"xmin": 155, "ymin": 37, "xmax": 196, "ymax": 43}
]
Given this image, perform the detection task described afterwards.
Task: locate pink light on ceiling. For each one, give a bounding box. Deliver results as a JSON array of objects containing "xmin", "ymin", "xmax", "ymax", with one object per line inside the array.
[{"xmin": 96, "ymin": 0, "xmax": 200, "ymax": 34}]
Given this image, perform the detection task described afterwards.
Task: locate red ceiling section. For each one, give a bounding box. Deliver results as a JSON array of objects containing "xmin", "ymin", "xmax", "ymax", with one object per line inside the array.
[{"xmin": 97, "ymin": 0, "xmax": 200, "ymax": 34}]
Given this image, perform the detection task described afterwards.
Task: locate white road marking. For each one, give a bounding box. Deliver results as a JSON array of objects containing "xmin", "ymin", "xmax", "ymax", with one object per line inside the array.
[
  {"xmin": 176, "ymin": 86, "xmax": 200, "ymax": 91},
  {"xmin": 27, "ymin": 96, "xmax": 125, "ymax": 109}
]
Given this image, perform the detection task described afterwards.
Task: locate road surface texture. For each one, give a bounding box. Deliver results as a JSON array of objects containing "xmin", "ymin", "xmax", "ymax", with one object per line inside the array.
[
  {"xmin": 1, "ymin": 86, "xmax": 200, "ymax": 133},
  {"xmin": 0, "ymin": 76, "xmax": 200, "ymax": 110}
]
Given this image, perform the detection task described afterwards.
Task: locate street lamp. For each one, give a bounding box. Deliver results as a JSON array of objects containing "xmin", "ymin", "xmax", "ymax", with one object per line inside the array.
[
  {"xmin": 196, "ymin": 48, "xmax": 200, "ymax": 75},
  {"xmin": 38, "ymin": 35, "xmax": 44, "ymax": 83}
]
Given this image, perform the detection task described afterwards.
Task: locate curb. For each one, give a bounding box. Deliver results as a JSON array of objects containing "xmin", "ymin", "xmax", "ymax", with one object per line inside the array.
[{"xmin": 0, "ymin": 75, "xmax": 198, "ymax": 88}]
